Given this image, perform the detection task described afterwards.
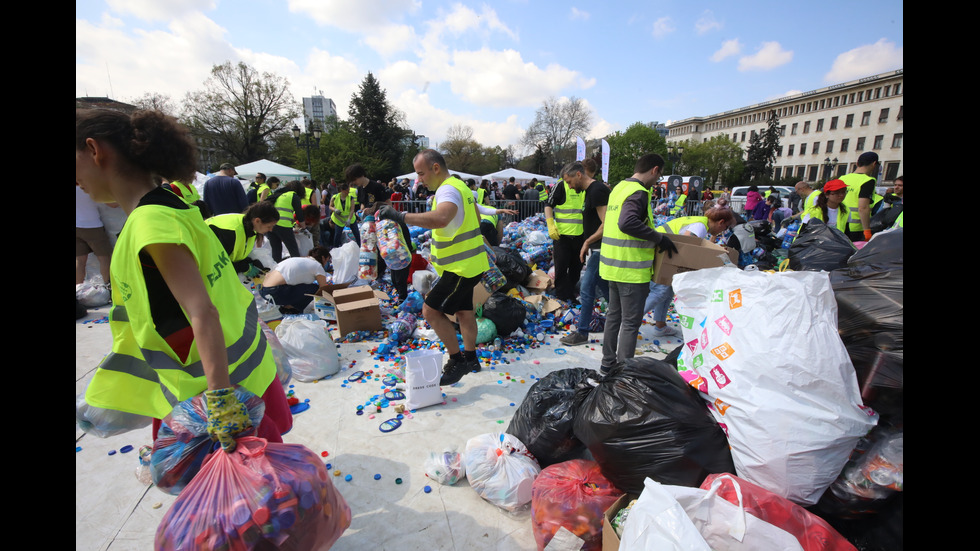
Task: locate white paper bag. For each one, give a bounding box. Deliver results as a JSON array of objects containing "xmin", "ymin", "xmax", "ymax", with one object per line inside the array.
[
  {"xmin": 671, "ymin": 268, "xmax": 878, "ymax": 505},
  {"xmin": 404, "ymin": 349, "xmax": 444, "ymax": 410}
]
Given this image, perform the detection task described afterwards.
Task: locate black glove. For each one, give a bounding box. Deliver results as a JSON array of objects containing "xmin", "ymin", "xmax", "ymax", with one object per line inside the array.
[
  {"xmin": 376, "ymin": 205, "xmax": 406, "ymax": 224},
  {"xmin": 656, "ymin": 234, "xmax": 678, "ymax": 258}
]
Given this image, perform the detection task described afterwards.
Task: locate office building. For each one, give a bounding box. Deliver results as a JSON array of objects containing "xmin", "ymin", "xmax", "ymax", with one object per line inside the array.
[{"xmin": 303, "ymin": 94, "xmax": 337, "ymax": 131}]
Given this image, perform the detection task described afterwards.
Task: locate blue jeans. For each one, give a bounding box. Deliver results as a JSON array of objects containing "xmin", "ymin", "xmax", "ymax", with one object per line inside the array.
[
  {"xmin": 577, "ymin": 251, "xmax": 609, "ymax": 335},
  {"xmin": 644, "ymin": 282, "xmax": 673, "ymax": 324}
]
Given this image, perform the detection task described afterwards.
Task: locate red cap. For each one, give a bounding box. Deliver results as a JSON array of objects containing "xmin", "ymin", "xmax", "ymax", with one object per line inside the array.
[{"xmin": 823, "ymin": 179, "xmax": 847, "ymax": 192}]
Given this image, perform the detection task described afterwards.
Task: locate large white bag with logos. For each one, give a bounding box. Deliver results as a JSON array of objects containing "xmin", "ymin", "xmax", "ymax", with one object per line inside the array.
[{"xmin": 671, "ymin": 267, "xmax": 878, "ymax": 506}]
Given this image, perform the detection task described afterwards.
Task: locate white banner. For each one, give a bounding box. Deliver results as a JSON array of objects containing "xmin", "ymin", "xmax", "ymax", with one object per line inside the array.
[
  {"xmin": 601, "ymin": 139, "xmax": 610, "ymax": 182},
  {"xmin": 576, "ymin": 137, "xmax": 586, "ymax": 161}
]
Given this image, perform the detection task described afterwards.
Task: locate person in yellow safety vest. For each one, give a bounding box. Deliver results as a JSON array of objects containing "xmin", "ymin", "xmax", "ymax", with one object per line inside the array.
[
  {"xmin": 644, "ymin": 208, "xmax": 737, "ymax": 338},
  {"xmin": 206, "ymin": 201, "xmax": 280, "ymax": 276},
  {"xmin": 840, "ymin": 151, "xmax": 881, "ymax": 242},
  {"xmin": 163, "ymin": 178, "xmax": 200, "ymax": 204},
  {"xmin": 75, "ymin": 107, "xmax": 291, "ymax": 453},
  {"xmin": 376, "ymin": 149, "xmax": 491, "ymax": 386},
  {"xmin": 254, "ymin": 173, "xmax": 275, "ymax": 203},
  {"xmin": 545, "ymin": 173, "xmax": 586, "ymax": 302},
  {"xmin": 298, "ymin": 178, "xmax": 322, "ymax": 246},
  {"xmin": 598, "ymin": 153, "xmax": 678, "ymax": 375},
  {"xmin": 670, "ymin": 190, "xmax": 687, "ymax": 215},
  {"xmin": 267, "ymin": 180, "xmax": 305, "ymax": 262},
  {"xmin": 788, "ymin": 180, "xmax": 820, "ymax": 224},
  {"xmin": 537, "ymin": 182, "xmax": 548, "ymax": 202},
  {"xmin": 328, "ymin": 182, "xmax": 357, "ymax": 248},
  {"xmin": 800, "ymin": 179, "xmax": 850, "ymax": 233},
  {"xmin": 473, "ymin": 179, "xmax": 516, "ymax": 246},
  {"xmin": 891, "ymin": 210, "xmax": 903, "ymax": 229}
]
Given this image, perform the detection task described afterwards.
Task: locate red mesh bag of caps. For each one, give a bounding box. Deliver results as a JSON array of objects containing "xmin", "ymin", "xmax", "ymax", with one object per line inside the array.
[
  {"xmin": 701, "ymin": 473, "xmax": 855, "ymax": 551},
  {"xmin": 531, "ymin": 459, "xmax": 623, "ymax": 551},
  {"xmin": 155, "ymin": 437, "xmax": 351, "ymax": 551}
]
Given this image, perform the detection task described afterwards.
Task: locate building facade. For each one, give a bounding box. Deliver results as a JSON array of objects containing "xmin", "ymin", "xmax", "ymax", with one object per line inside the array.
[
  {"xmin": 303, "ymin": 95, "xmax": 337, "ymax": 132},
  {"xmin": 667, "ymin": 69, "xmax": 903, "ymax": 185}
]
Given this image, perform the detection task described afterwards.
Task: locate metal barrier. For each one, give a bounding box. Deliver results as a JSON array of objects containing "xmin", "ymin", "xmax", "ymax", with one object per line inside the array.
[{"xmin": 385, "ymin": 198, "xmax": 714, "ymax": 221}]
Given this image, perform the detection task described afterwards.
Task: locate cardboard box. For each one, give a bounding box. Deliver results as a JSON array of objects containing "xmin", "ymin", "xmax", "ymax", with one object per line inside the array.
[
  {"xmin": 602, "ymin": 493, "xmax": 639, "ymax": 551},
  {"xmin": 526, "ymin": 269, "xmax": 553, "ymax": 293},
  {"xmin": 319, "ymin": 286, "xmax": 389, "ymax": 336},
  {"xmin": 524, "ymin": 294, "xmax": 564, "ymax": 316},
  {"xmin": 653, "ymin": 233, "xmax": 739, "ymax": 286}
]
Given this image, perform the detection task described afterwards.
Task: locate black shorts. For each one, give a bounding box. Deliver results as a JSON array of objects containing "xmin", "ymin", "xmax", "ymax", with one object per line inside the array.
[{"xmin": 424, "ymin": 271, "xmax": 482, "ymax": 315}]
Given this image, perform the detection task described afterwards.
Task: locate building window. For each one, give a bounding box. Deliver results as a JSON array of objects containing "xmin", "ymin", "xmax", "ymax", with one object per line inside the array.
[
  {"xmin": 741, "ymin": 132, "xmax": 746, "ymax": 142},
  {"xmin": 884, "ymin": 162, "xmax": 900, "ymax": 181},
  {"xmin": 856, "ymin": 137, "xmax": 866, "ymax": 150},
  {"xmin": 807, "ymin": 165, "xmax": 818, "ymax": 181},
  {"xmin": 777, "ymin": 146, "xmax": 783, "ymax": 157},
  {"xmin": 796, "ymin": 166, "xmax": 806, "ymax": 179},
  {"xmin": 845, "ymin": 114, "xmax": 854, "ymax": 128},
  {"xmin": 780, "ymin": 125, "xmax": 786, "ymax": 137},
  {"xmin": 873, "ymin": 135, "xmax": 884, "ymax": 150},
  {"xmin": 849, "ymin": 93, "xmax": 855, "ymax": 103},
  {"xmin": 894, "ymin": 83, "xmax": 902, "ymax": 95},
  {"xmin": 774, "ymin": 167, "xmax": 782, "ymax": 179},
  {"xmin": 861, "ymin": 111, "xmax": 871, "ymax": 126},
  {"xmin": 803, "ymin": 121, "xmax": 811, "ymax": 134},
  {"xmin": 813, "ymin": 142, "xmax": 820, "ymax": 155},
  {"xmin": 826, "ymin": 140, "xmax": 834, "ymax": 154},
  {"xmin": 820, "ymin": 99, "xmax": 825, "ymax": 109},
  {"xmin": 791, "ymin": 123, "xmax": 798, "ymax": 135},
  {"xmin": 816, "ymin": 119, "xmax": 824, "ymax": 132},
  {"xmin": 858, "ymin": 91, "xmax": 864, "ymax": 102},
  {"xmin": 787, "ymin": 145, "xmax": 794, "ymax": 156},
  {"xmin": 891, "ymin": 133, "xmax": 903, "ymax": 148},
  {"xmin": 874, "ymin": 87, "xmax": 881, "ymax": 99},
  {"xmin": 733, "ymin": 133, "xmax": 737, "ymax": 141},
  {"xmin": 878, "ymin": 108, "xmax": 890, "ymax": 123},
  {"xmin": 834, "ymin": 96, "xmax": 840, "ymax": 107},
  {"xmin": 800, "ymin": 143, "xmax": 807, "ymax": 155},
  {"xmin": 884, "ymin": 85, "xmax": 891, "ymax": 96},
  {"xmin": 897, "ymin": 105, "xmax": 903, "ymax": 120},
  {"xmin": 830, "ymin": 116, "xmax": 838, "ymax": 130},
  {"xmin": 840, "ymin": 139, "xmax": 849, "ymax": 152}
]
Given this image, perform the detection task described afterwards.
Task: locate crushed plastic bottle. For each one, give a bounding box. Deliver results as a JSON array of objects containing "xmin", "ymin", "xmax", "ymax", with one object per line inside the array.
[{"xmin": 135, "ymin": 445, "xmax": 153, "ymax": 485}]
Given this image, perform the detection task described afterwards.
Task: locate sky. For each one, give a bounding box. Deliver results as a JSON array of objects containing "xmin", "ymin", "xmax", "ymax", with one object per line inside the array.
[{"xmin": 76, "ymin": 0, "xmax": 904, "ymax": 154}]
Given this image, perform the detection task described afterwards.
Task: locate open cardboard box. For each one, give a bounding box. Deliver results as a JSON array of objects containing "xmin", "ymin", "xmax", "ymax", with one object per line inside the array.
[
  {"xmin": 526, "ymin": 269, "xmax": 553, "ymax": 293},
  {"xmin": 652, "ymin": 233, "xmax": 738, "ymax": 286},
  {"xmin": 602, "ymin": 493, "xmax": 639, "ymax": 551},
  {"xmin": 312, "ymin": 285, "xmax": 389, "ymax": 336}
]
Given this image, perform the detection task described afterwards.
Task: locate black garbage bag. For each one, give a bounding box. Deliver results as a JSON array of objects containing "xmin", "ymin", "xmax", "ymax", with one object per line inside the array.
[
  {"xmin": 573, "ymin": 357, "xmax": 735, "ymax": 494},
  {"xmin": 830, "ymin": 228, "xmax": 903, "ymax": 423},
  {"xmin": 507, "ymin": 368, "xmax": 598, "ymax": 467},
  {"xmin": 481, "ymin": 292, "xmax": 528, "ymax": 337},
  {"xmin": 491, "ymin": 246, "xmax": 532, "ymax": 290},
  {"xmin": 869, "ymin": 204, "xmax": 903, "ymax": 234},
  {"xmin": 788, "ymin": 218, "xmax": 856, "ymax": 271}
]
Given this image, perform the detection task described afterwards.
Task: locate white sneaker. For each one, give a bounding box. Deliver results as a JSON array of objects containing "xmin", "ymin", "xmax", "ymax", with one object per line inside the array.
[{"xmin": 650, "ymin": 324, "xmax": 679, "ymax": 337}]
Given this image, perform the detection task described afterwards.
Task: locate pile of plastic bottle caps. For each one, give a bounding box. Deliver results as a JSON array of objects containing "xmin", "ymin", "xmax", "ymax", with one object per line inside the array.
[{"xmin": 500, "ymin": 214, "xmax": 555, "ymax": 272}]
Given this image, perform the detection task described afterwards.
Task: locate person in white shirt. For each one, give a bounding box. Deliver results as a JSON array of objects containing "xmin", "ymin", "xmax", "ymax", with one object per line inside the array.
[
  {"xmin": 259, "ymin": 246, "xmax": 331, "ymax": 314},
  {"xmin": 76, "ymin": 184, "xmax": 114, "ymax": 285}
]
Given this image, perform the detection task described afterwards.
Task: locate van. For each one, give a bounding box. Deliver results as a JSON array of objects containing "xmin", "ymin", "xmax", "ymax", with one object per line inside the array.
[{"xmin": 728, "ymin": 185, "xmax": 794, "ymax": 215}]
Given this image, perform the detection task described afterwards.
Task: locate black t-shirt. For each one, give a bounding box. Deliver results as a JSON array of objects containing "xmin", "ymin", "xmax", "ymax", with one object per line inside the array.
[
  {"xmin": 582, "ymin": 180, "xmax": 610, "ymax": 248},
  {"xmin": 137, "ymin": 187, "xmax": 193, "ymax": 338},
  {"xmin": 503, "ymin": 184, "xmax": 519, "ymax": 200},
  {"xmin": 357, "ymin": 180, "xmax": 390, "ymax": 209}
]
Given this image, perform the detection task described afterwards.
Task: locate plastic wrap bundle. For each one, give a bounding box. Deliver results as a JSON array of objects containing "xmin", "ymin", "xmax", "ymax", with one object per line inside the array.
[
  {"xmin": 424, "ymin": 448, "xmax": 466, "ymax": 485},
  {"xmin": 155, "ymin": 437, "xmax": 351, "ymax": 551},
  {"xmin": 788, "ymin": 218, "xmax": 856, "ymax": 272},
  {"xmin": 830, "ymin": 229, "xmax": 903, "ymax": 423},
  {"xmin": 76, "ymin": 281, "xmax": 111, "ymax": 307},
  {"xmin": 481, "ymin": 293, "xmax": 528, "ymax": 337},
  {"xmin": 358, "ymin": 216, "xmax": 378, "ymax": 280},
  {"xmin": 377, "ymin": 219, "xmax": 411, "ymax": 270},
  {"xmin": 259, "ymin": 320, "xmax": 292, "ymax": 388},
  {"xmin": 387, "ymin": 312, "xmax": 417, "ymax": 344},
  {"xmin": 672, "ymin": 267, "xmax": 879, "ymax": 506},
  {"xmin": 463, "ymin": 432, "xmax": 541, "ymax": 511},
  {"xmin": 151, "ymin": 387, "xmax": 266, "ymax": 496},
  {"xmin": 573, "ymin": 357, "xmax": 735, "ymax": 495},
  {"xmin": 476, "ymin": 317, "xmax": 497, "ymax": 344},
  {"xmin": 275, "ymin": 316, "xmax": 341, "ymax": 381},
  {"xmin": 531, "ymin": 460, "xmax": 623, "ymax": 551},
  {"xmin": 507, "ymin": 368, "xmax": 598, "ymax": 467},
  {"xmin": 76, "ymin": 393, "xmax": 153, "ymax": 438},
  {"xmin": 818, "ymin": 424, "xmax": 903, "ymax": 519}
]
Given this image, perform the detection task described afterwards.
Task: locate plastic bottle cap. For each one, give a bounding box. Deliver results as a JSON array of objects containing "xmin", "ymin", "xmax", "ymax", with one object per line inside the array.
[{"xmin": 424, "ymin": 485, "xmax": 432, "ymax": 493}]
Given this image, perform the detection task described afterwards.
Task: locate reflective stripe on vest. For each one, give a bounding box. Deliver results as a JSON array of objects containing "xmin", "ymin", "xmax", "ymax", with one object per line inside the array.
[
  {"xmin": 275, "ymin": 191, "xmax": 297, "ymax": 228},
  {"xmin": 599, "ymin": 180, "xmax": 656, "ymax": 284},
  {"xmin": 206, "ymin": 213, "xmax": 256, "ymax": 262},
  {"xmin": 554, "ymin": 181, "xmax": 585, "ymax": 236},
  {"xmin": 430, "ymin": 177, "xmax": 490, "ymax": 278},
  {"xmin": 84, "ymin": 204, "xmax": 275, "ymax": 419},
  {"xmin": 839, "ymin": 173, "xmax": 874, "ymax": 232}
]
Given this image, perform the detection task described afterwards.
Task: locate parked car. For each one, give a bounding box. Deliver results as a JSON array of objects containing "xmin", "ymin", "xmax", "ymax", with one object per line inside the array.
[{"xmin": 728, "ymin": 185, "xmax": 794, "ymax": 215}]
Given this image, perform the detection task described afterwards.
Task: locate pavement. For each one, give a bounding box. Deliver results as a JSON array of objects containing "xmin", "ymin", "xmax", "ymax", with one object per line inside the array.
[{"xmin": 75, "ymin": 253, "xmax": 684, "ymax": 551}]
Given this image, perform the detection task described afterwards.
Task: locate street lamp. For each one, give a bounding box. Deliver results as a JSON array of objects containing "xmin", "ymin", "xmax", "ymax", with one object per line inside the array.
[
  {"xmin": 823, "ymin": 157, "xmax": 838, "ymax": 181},
  {"xmin": 293, "ymin": 123, "xmax": 322, "ymax": 177},
  {"xmin": 667, "ymin": 144, "xmax": 684, "ymax": 175}
]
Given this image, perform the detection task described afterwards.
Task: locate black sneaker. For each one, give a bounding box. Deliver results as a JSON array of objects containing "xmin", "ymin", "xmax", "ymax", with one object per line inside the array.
[{"xmin": 441, "ymin": 357, "xmax": 481, "ymax": 386}]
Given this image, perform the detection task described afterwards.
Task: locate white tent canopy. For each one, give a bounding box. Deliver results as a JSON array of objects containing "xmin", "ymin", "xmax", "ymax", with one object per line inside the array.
[
  {"xmin": 481, "ymin": 168, "xmax": 557, "ymax": 185},
  {"xmin": 234, "ymin": 159, "xmax": 310, "ymax": 182}
]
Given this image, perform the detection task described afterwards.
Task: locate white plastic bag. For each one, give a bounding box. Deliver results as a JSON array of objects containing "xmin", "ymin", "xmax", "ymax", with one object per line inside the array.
[
  {"xmin": 76, "ymin": 281, "xmax": 111, "ymax": 307},
  {"xmin": 620, "ymin": 476, "xmax": 805, "ymax": 551},
  {"xmin": 293, "ymin": 228, "xmax": 314, "ymax": 259},
  {"xmin": 672, "ymin": 268, "xmax": 878, "ymax": 505},
  {"xmin": 424, "ymin": 447, "xmax": 466, "ymax": 485},
  {"xmin": 412, "ymin": 269, "xmax": 439, "ymax": 295},
  {"xmin": 330, "ymin": 241, "xmax": 359, "ymax": 284},
  {"xmin": 274, "ymin": 316, "xmax": 340, "ymax": 382},
  {"xmin": 463, "ymin": 432, "xmax": 541, "ymax": 511},
  {"xmin": 76, "ymin": 393, "xmax": 153, "ymax": 438},
  {"xmin": 404, "ymin": 349, "xmax": 443, "ymax": 410}
]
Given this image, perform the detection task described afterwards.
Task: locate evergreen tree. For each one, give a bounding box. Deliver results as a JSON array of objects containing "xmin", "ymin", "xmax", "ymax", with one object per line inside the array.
[
  {"xmin": 744, "ymin": 109, "xmax": 780, "ymax": 181},
  {"xmin": 347, "ymin": 72, "xmax": 409, "ymax": 180}
]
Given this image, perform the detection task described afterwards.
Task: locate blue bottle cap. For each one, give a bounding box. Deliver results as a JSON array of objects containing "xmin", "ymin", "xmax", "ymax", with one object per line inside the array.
[
  {"xmin": 119, "ymin": 445, "xmax": 134, "ymax": 453},
  {"xmin": 424, "ymin": 485, "xmax": 432, "ymax": 493}
]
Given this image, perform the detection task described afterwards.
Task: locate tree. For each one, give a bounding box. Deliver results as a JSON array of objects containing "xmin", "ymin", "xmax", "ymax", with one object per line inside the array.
[
  {"xmin": 744, "ymin": 109, "xmax": 780, "ymax": 181},
  {"xmin": 182, "ymin": 61, "xmax": 301, "ymax": 165},
  {"xmin": 130, "ymin": 92, "xmax": 177, "ymax": 116},
  {"xmin": 604, "ymin": 122, "xmax": 668, "ymax": 184},
  {"xmin": 679, "ymin": 135, "xmax": 745, "ymax": 188},
  {"xmin": 441, "ymin": 124, "xmax": 482, "ymax": 173},
  {"xmin": 522, "ymin": 96, "xmax": 594, "ymax": 176},
  {"xmin": 347, "ymin": 72, "xmax": 410, "ymax": 181}
]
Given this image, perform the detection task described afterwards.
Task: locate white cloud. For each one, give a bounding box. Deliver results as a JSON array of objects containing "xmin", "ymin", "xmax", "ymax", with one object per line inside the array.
[
  {"xmin": 393, "ymin": 89, "xmax": 525, "ymax": 147},
  {"xmin": 105, "ymin": 0, "xmax": 216, "ymax": 21},
  {"xmin": 652, "ymin": 17, "xmax": 674, "ymax": 39},
  {"xmin": 769, "ymin": 89, "xmax": 803, "ymax": 101},
  {"xmin": 286, "ymin": 0, "xmax": 421, "ymax": 30},
  {"xmin": 695, "ymin": 10, "xmax": 722, "ymax": 34},
  {"xmin": 824, "ymin": 39, "xmax": 903, "ymax": 83},
  {"xmin": 363, "ymin": 24, "xmax": 419, "ymax": 57},
  {"xmin": 570, "ymin": 7, "xmax": 590, "ymax": 21},
  {"xmin": 711, "ymin": 39, "xmax": 742, "ymax": 62},
  {"xmin": 738, "ymin": 41, "xmax": 793, "ymax": 71}
]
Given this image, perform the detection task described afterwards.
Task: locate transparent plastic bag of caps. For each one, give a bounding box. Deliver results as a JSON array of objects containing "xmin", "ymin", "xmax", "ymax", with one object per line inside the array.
[
  {"xmin": 377, "ymin": 219, "xmax": 411, "ymax": 270},
  {"xmin": 463, "ymin": 432, "xmax": 541, "ymax": 511},
  {"xmin": 259, "ymin": 320, "xmax": 292, "ymax": 388},
  {"xmin": 424, "ymin": 447, "xmax": 466, "ymax": 485},
  {"xmin": 151, "ymin": 387, "xmax": 266, "ymax": 496},
  {"xmin": 155, "ymin": 437, "xmax": 351, "ymax": 551},
  {"xmin": 76, "ymin": 393, "xmax": 152, "ymax": 438},
  {"xmin": 275, "ymin": 316, "xmax": 340, "ymax": 382}
]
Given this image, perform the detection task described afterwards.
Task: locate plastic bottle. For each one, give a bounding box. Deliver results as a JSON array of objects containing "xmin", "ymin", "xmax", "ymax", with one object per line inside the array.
[
  {"xmin": 358, "ymin": 216, "xmax": 378, "ymax": 280},
  {"xmin": 135, "ymin": 445, "xmax": 153, "ymax": 485}
]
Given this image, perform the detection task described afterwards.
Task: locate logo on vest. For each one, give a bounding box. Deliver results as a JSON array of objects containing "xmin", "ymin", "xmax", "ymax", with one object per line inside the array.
[
  {"xmin": 206, "ymin": 251, "xmax": 232, "ymax": 287},
  {"xmin": 118, "ymin": 281, "xmax": 133, "ymax": 302}
]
